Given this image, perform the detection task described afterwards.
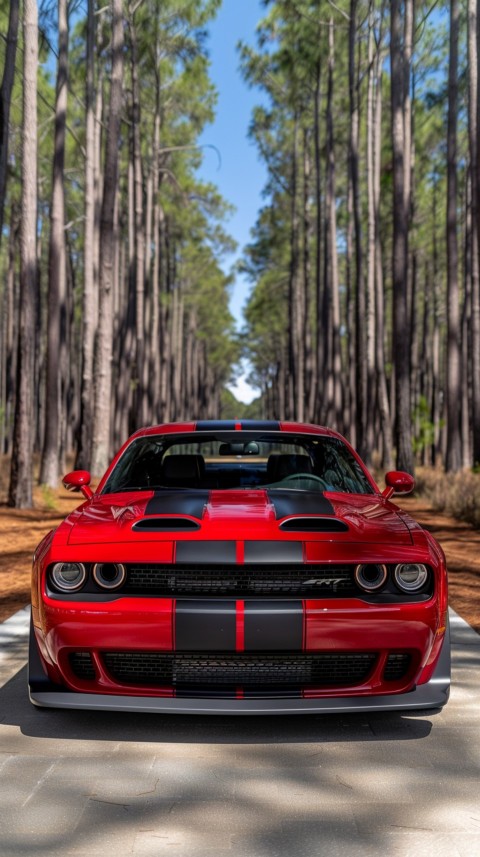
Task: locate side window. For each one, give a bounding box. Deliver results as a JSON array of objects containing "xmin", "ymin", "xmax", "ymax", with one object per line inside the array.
[{"xmin": 317, "ymin": 440, "xmax": 372, "ymax": 493}]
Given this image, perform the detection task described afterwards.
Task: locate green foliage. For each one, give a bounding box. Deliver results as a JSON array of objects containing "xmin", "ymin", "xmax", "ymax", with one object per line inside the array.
[
  {"xmin": 220, "ymin": 388, "xmax": 262, "ymax": 420},
  {"xmin": 412, "ymin": 396, "xmax": 437, "ymax": 457},
  {"xmin": 39, "ymin": 483, "xmax": 58, "ymax": 512}
]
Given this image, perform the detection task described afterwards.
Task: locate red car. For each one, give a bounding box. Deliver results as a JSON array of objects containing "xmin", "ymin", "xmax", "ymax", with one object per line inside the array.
[{"xmin": 29, "ymin": 420, "xmax": 450, "ymax": 714}]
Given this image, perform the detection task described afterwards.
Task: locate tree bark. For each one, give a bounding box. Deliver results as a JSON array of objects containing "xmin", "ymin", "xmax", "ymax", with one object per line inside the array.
[
  {"xmin": 349, "ymin": 0, "xmax": 366, "ymax": 457},
  {"xmin": 129, "ymin": 13, "xmax": 147, "ymax": 429},
  {"xmin": 373, "ymin": 5, "xmax": 392, "ymax": 468},
  {"xmin": 287, "ymin": 114, "xmax": 301, "ymax": 420},
  {"xmin": 469, "ymin": 0, "xmax": 480, "ymax": 464},
  {"xmin": 75, "ymin": 0, "xmax": 97, "ymax": 471},
  {"xmin": 390, "ymin": 0, "xmax": 414, "ymax": 474},
  {"xmin": 0, "ymin": 206, "xmax": 19, "ymax": 456},
  {"xmin": 312, "ymin": 59, "xmax": 323, "ymax": 425},
  {"xmin": 0, "ymin": 0, "xmax": 19, "ymax": 242},
  {"xmin": 91, "ymin": 0, "xmax": 124, "ymax": 476},
  {"xmin": 446, "ymin": 0, "xmax": 462, "ymax": 472},
  {"xmin": 40, "ymin": 0, "xmax": 69, "ymax": 488},
  {"xmin": 325, "ymin": 18, "xmax": 342, "ymax": 431},
  {"xmin": 8, "ymin": 0, "xmax": 38, "ymax": 508},
  {"xmin": 366, "ymin": 1, "xmax": 376, "ymax": 461}
]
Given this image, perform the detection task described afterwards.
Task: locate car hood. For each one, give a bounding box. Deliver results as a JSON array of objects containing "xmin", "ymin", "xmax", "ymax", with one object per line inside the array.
[{"xmin": 65, "ymin": 489, "xmax": 414, "ymax": 546}]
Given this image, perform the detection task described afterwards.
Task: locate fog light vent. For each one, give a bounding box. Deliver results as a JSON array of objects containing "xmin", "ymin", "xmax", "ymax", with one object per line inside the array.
[
  {"xmin": 69, "ymin": 652, "xmax": 96, "ymax": 680},
  {"xmin": 384, "ymin": 653, "xmax": 411, "ymax": 681}
]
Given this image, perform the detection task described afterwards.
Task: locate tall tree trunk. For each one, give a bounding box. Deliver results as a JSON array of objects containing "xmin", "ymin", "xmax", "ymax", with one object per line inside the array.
[
  {"xmin": 40, "ymin": 0, "xmax": 69, "ymax": 487},
  {"xmin": 373, "ymin": 6, "xmax": 392, "ymax": 468},
  {"xmin": 91, "ymin": 0, "xmax": 124, "ymax": 476},
  {"xmin": 325, "ymin": 18, "xmax": 342, "ymax": 430},
  {"xmin": 366, "ymin": 1, "xmax": 376, "ymax": 461},
  {"xmin": 0, "ymin": 0, "xmax": 19, "ymax": 242},
  {"xmin": 8, "ymin": 0, "xmax": 38, "ymax": 507},
  {"xmin": 302, "ymin": 128, "xmax": 312, "ymax": 424},
  {"xmin": 287, "ymin": 114, "xmax": 301, "ymax": 420},
  {"xmin": 76, "ymin": 0, "xmax": 96, "ymax": 471},
  {"xmin": 390, "ymin": 0, "xmax": 414, "ymax": 474},
  {"xmin": 469, "ymin": 0, "xmax": 480, "ymax": 464},
  {"xmin": 349, "ymin": 0, "xmax": 366, "ymax": 457},
  {"xmin": 463, "ymin": 180, "xmax": 473, "ymax": 468},
  {"xmin": 312, "ymin": 59, "xmax": 323, "ymax": 425},
  {"xmin": 432, "ymin": 179, "xmax": 441, "ymax": 465},
  {"xmin": 129, "ymin": 14, "xmax": 146, "ymax": 429},
  {"xmin": 0, "ymin": 206, "xmax": 19, "ymax": 455},
  {"xmin": 149, "ymin": 97, "xmax": 162, "ymax": 420},
  {"xmin": 446, "ymin": 0, "xmax": 462, "ymax": 471}
]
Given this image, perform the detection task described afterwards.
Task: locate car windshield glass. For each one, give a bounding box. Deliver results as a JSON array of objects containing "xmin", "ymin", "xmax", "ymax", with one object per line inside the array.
[{"xmin": 102, "ymin": 433, "xmax": 374, "ymax": 495}]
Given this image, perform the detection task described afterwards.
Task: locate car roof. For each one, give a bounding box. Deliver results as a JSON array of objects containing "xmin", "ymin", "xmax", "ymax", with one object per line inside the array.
[{"xmin": 127, "ymin": 420, "xmax": 342, "ymax": 441}]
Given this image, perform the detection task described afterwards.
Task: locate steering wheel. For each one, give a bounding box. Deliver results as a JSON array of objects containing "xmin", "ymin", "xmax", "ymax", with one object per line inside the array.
[{"xmin": 278, "ymin": 473, "xmax": 328, "ymax": 489}]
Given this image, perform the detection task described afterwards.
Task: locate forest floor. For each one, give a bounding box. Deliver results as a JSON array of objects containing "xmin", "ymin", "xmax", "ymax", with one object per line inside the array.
[{"xmin": 0, "ymin": 467, "xmax": 479, "ymax": 631}]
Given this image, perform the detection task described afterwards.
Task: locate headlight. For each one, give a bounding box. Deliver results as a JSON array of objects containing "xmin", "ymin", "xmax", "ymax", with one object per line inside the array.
[
  {"xmin": 394, "ymin": 563, "xmax": 428, "ymax": 592},
  {"xmin": 51, "ymin": 562, "xmax": 86, "ymax": 592},
  {"xmin": 93, "ymin": 562, "xmax": 126, "ymax": 590},
  {"xmin": 354, "ymin": 563, "xmax": 387, "ymax": 592}
]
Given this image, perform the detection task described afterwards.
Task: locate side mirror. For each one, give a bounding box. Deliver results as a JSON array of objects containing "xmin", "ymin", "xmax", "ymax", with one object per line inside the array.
[
  {"xmin": 62, "ymin": 470, "xmax": 93, "ymax": 500},
  {"xmin": 382, "ymin": 471, "xmax": 415, "ymax": 500}
]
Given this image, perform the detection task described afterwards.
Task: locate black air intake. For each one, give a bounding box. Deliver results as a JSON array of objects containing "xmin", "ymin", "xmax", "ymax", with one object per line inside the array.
[
  {"xmin": 279, "ymin": 517, "xmax": 349, "ymax": 533},
  {"xmin": 102, "ymin": 651, "xmax": 377, "ymax": 691},
  {"xmin": 69, "ymin": 652, "xmax": 96, "ymax": 680},
  {"xmin": 132, "ymin": 518, "xmax": 201, "ymax": 532}
]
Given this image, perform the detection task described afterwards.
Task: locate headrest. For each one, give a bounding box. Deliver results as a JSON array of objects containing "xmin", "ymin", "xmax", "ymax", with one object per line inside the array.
[
  {"xmin": 162, "ymin": 454, "xmax": 205, "ymax": 483},
  {"xmin": 267, "ymin": 453, "xmax": 312, "ymax": 482}
]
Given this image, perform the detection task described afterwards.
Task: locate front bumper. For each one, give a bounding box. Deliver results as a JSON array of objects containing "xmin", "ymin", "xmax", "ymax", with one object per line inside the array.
[{"xmin": 28, "ymin": 615, "xmax": 451, "ymax": 714}]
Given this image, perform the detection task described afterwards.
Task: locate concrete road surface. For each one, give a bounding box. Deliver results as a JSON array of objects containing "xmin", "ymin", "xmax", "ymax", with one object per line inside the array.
[{"xmin": 0, "ymin": 607, "xmax": 479, "ymax": 857}]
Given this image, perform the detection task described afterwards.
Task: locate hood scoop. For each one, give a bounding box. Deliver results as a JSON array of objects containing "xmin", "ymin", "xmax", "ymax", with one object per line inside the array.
[
  {"xmin": 132, "ymin": 517, "xmax": 201, "ymax": 532},
  {"xmin": 279, "ymin": 516, "xmax": 349, "ymax": 533}
]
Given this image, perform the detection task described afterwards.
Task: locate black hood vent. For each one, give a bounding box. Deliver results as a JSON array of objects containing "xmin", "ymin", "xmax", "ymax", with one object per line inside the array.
[
  {"xmin": 279, "ymin": 517, "xmax": 348, "ymax": 533},
  {"xmin": 133, "ymin": 517, "xmax": 201, "ymax": 532}
]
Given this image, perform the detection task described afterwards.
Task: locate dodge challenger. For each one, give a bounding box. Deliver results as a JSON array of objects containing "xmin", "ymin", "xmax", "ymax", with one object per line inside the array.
[{"xmin": 29, "ymin": 420, "xmax": 450, "ymax": 714}]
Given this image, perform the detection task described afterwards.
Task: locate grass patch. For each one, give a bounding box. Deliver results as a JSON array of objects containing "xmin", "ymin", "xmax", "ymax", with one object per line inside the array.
[
  {"xmin": 39, "ymin": 483, "xmax": 58, "ymax": 512},
  {"xmin": 414, "ymin": 467, "xmax": 480, "ymax": 528}
]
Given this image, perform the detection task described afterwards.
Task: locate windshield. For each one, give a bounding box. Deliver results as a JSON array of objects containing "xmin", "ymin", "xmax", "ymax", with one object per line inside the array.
[{"xmin": 103, "ymin": 432, "xmax": 374, "ymax": 495}]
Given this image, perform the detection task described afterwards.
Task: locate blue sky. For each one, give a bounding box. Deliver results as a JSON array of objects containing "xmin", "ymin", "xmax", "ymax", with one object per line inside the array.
[{"xmin": 197, "ymin": 0, "xmax": 268, "ymax": 402}]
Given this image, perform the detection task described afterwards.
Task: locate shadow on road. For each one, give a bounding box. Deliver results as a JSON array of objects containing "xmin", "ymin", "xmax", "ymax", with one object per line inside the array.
[{"xmin": 0, "ymin": 666, "xmax": 434, "ymax": 744}]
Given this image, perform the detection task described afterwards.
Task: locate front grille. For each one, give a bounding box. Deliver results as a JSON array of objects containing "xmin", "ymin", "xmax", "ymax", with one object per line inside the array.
[
  {"xmin": 123, "ymin": 563, "xmax": 356, "ymax": 597},
  {"xmin": 69, "ymin": 652, "xmax": 96, "ymax": 680},
  {"xmin": 384, "ymin": 653, "xmax": 411, "ymax": 681},
  {"xmin": 102, "ymin": 651, "xmax": 377, "ymax": 691}
]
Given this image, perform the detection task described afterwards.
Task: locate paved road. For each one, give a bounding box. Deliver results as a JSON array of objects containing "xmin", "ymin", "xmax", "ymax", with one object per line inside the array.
[{"xmin": 0, "ymin": 608, "xmax": 479, "ymax": 857}]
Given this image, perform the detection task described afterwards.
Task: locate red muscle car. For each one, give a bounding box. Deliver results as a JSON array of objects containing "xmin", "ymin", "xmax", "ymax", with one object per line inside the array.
[{"xmin": 29, "ymin": 420, "xmax": 450, "ymax": 713}]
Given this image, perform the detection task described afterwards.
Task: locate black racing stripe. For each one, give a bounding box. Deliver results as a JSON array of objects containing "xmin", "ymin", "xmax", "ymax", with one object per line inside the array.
[
  {"xmin": 176, "ymin": 541, "xmax": 236, "ymax": 563},
  {"xmin": 267, "ymin": 489, "xmax": 335, "ymax": 519},
  {"xmin": 175, "ymin": 600, "xmax": 236, "ymax": 651},
  {"xmin": 195, "ymin": 420, "xmax": 237, "ymax": 431},
  {"xmin": 244, "ymin": 600, "xmax": 303, "ymax": 651},
  {"xmin": 240, "ymin": 420, "xmax": 280, "ymax": 431},
  {"xmin": 146, "ymin": 490, "xmax": 209, "ymax": 519},
  {"xmin": 244, "ymin": 541, "xmax": 303, "ymax": 563}
]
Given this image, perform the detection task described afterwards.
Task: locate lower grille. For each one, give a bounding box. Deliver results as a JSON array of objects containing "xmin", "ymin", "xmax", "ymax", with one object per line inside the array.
[
  {"xmin": 70, "ymin": 652, "xmax": 96, "ymax": 680},
  {"xmin": 384, "ymin": 653, "xmax": 411, "ymax": 681},
  {"xmin": 102, "ymin": 651, "xmax": 377, "ymax": 691},
  {"xmin": 123, "ymin": 564, "xmax": 356, "ymax": 597}
]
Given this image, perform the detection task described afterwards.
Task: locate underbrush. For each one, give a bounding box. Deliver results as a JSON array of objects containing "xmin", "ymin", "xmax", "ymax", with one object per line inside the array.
[{"xmin": 414, "ymin": 467, "xmax": 480, "ymax": 528}]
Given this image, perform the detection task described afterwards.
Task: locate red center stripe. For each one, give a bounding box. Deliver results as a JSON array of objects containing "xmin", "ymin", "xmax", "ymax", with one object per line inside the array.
[
  {"xmin": 236, "ymin": 541, "xmax": 245, "ymax": 564},
  {"xmin": 235, "ymin": 421, "xmax": 242, "ymax": 431},
  {"xmin": 236, "ymin": 600, "xmax": 245, "ymax": 651}
]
